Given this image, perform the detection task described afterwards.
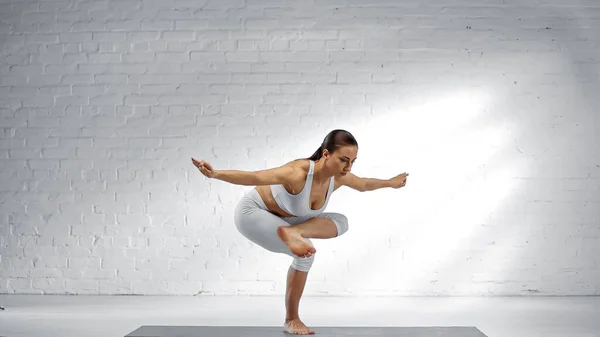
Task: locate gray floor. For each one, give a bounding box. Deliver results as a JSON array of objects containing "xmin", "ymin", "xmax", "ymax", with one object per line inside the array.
[{"xmin": 0, "ymin": 295, "xmax": 599, "ymax": 337}]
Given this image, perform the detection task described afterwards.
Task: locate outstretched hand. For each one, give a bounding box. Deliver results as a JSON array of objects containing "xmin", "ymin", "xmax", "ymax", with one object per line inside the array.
[
  {"xmin": 390, "ymin": 172, "xmax": 409, "ymax": 188},
  {"xmin": 191, "ymin": 157, "xmax": 216, "ymax": 178}
]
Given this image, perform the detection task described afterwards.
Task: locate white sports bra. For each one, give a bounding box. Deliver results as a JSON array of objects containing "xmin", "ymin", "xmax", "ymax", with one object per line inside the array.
[{"xmin": 270, "ymin": 160, "xmax": 334, "ymax": 217}]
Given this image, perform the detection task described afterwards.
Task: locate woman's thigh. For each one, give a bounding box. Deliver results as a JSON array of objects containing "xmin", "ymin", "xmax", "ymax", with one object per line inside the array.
[{"xmin": 234, "ymin": 189, "xmax": 309, "ymax": 256}]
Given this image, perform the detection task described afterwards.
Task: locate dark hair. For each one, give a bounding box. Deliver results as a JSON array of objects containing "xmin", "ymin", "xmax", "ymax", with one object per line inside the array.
[{"xmin": 306, "ymin": 129, "xmax": 358, "ymax": 161}]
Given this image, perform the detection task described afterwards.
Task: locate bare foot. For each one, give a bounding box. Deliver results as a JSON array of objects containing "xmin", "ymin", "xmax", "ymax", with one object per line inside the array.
[
  {"xmin": 277, "ymin": 226, "xmax": 316, "ymax": 258},
  {"xmin": 284, "ymin": 318, "xmax": 315, "ymax": 335}
]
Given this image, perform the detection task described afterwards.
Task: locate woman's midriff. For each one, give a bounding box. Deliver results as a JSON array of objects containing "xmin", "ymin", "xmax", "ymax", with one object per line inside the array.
[{"xmin": 254, "ymin": 185, "xmax": 295, "ymax": 218}]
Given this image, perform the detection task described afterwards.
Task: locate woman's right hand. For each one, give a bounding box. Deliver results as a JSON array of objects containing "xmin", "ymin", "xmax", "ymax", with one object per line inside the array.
[{"xmin": 191, "ymin": 157, "xmax": 217, "ymax": 178}]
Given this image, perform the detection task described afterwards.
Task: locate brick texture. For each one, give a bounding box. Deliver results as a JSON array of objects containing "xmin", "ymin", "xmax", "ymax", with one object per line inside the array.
[{"xmin": 0, "ymin": 0, "xmax": 599, "ymax": 296}]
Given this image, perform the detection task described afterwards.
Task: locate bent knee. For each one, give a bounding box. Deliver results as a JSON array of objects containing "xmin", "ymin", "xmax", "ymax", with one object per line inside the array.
[
  {"xmin": 321, "ymin": 212, "xmax": 349, "ymax": 237},
  {"xmin": 292, "ymin": 254, "xmax": 315, "ymax": 272}
]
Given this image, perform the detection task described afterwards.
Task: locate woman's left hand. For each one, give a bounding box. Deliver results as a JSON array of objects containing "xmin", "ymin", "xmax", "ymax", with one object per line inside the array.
[{"xmin": 390, "ymin": 172, "xmax": 409, "ymax": 189}]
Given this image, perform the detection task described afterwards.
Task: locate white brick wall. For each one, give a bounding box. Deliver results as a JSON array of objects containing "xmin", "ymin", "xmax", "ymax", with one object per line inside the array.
[{"xmin": 1, "ymin": 0, "xmax": 599, "ymax": 296}]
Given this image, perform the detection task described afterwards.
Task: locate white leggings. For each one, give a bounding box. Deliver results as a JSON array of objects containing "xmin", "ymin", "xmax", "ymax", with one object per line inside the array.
[{"xmin": 234, "ymin": 188, "xmax": 349, "ymax": 272}]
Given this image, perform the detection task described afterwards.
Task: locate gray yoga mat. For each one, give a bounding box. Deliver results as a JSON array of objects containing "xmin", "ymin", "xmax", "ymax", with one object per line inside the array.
[{"xmin": 125, "ymin": 325, "xmax": 488, "ymax": 337}]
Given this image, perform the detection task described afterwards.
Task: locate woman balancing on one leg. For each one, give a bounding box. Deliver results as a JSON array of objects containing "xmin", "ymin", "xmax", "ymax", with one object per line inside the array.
[{"xmin": 191, "ymin": 129, "xmax": 409, "ymax": 335}]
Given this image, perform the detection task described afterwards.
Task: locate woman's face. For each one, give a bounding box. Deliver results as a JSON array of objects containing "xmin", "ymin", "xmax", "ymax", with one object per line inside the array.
[{"xmin": 325, "ymin": 145, "xmax": 358, "ymax": 177}]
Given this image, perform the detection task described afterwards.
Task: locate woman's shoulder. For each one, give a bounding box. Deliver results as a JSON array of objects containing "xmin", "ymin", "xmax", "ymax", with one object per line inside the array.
[{"xmin": 286, "ymin": 158, "xmax": 311, "ymax": 175}]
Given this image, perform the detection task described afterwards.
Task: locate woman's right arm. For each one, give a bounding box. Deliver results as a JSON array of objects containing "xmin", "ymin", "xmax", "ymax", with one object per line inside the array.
[{"xmin": 214, "ymin": 164, "xmax": 297, "ymax": 186}]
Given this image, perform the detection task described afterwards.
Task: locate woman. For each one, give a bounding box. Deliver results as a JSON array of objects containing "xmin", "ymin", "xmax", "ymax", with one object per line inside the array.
[{"xmin": 191, "ymin": 129, "xmax": 409, "ymax": 335}]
